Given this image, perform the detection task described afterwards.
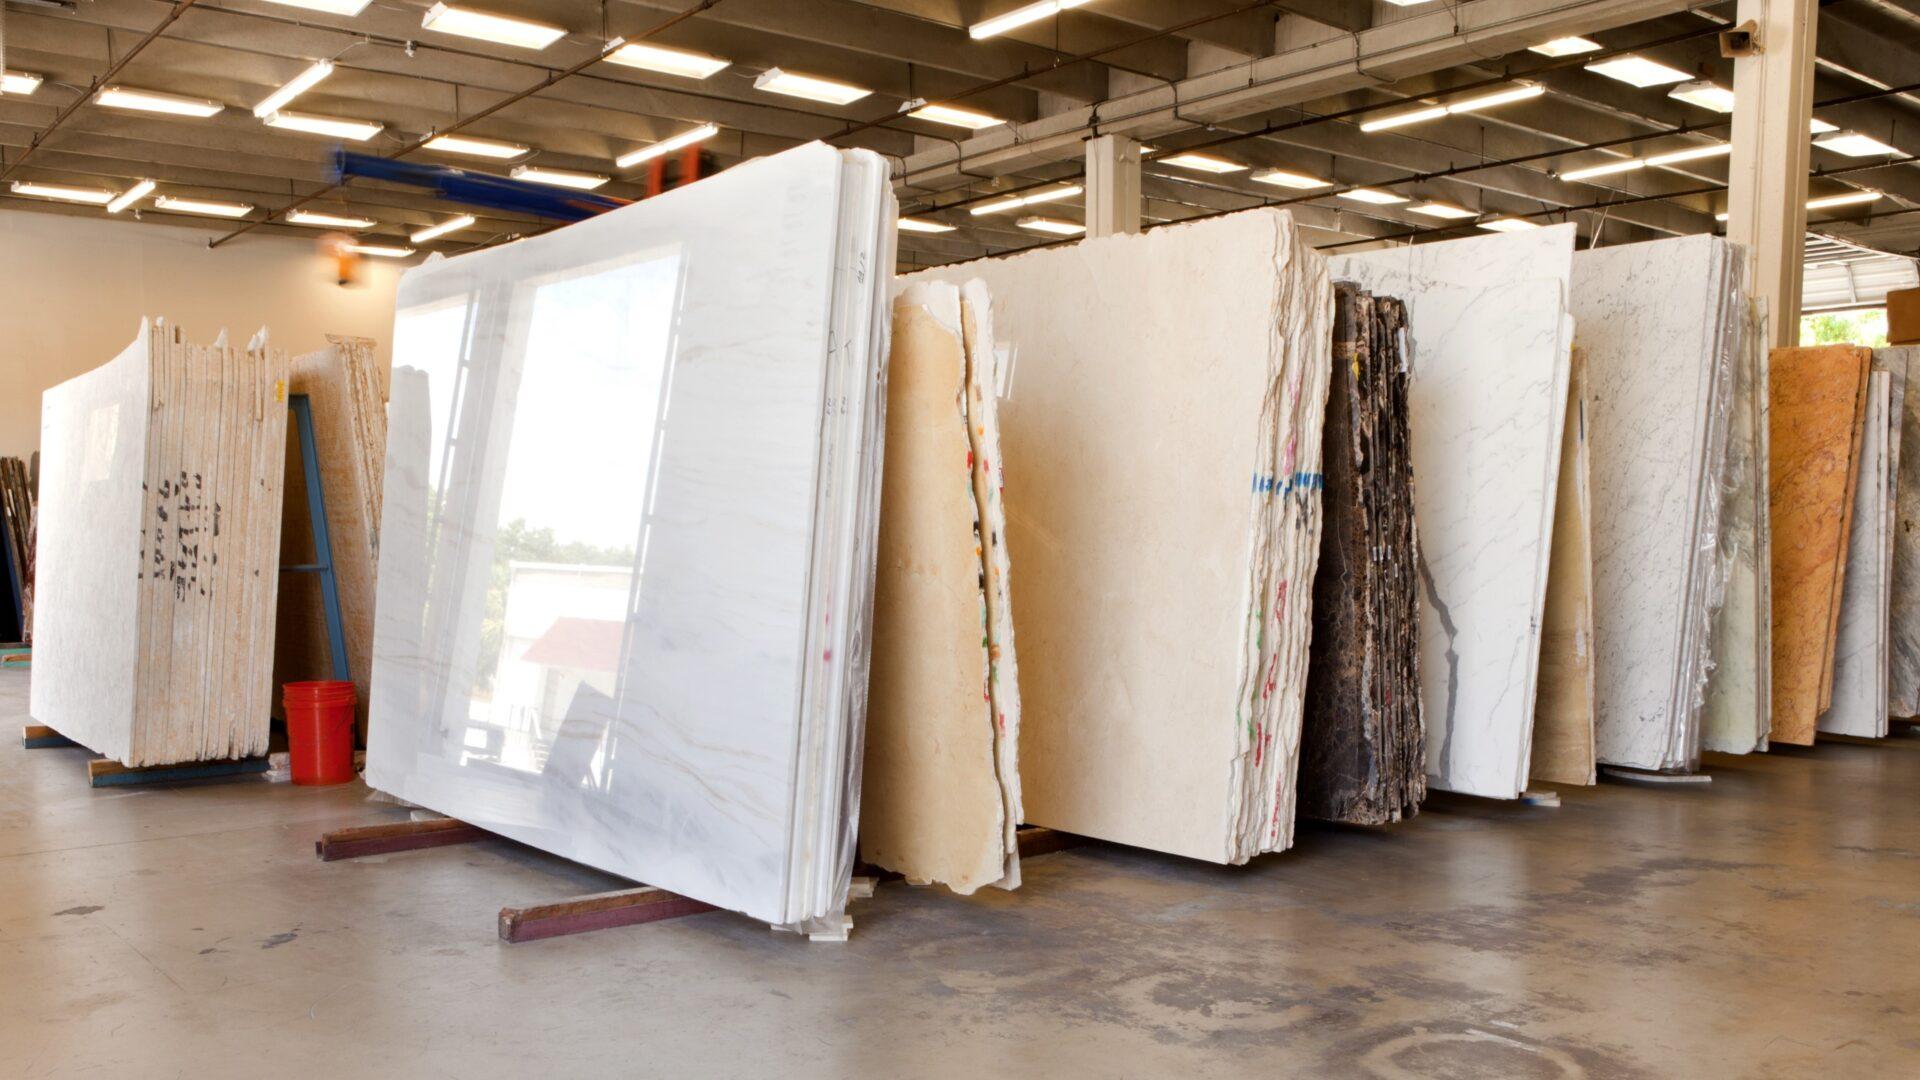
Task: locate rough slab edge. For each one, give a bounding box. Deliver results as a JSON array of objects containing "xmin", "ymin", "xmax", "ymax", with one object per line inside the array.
[{"xmin": 87, "ymin": 756, "xmax": 269, "ymax": 787}]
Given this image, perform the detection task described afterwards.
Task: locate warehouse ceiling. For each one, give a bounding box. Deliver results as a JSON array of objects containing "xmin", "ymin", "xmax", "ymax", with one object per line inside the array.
[{"xmin": 0, "ymin": 0, "xmax": 1916, "ymax": 269}]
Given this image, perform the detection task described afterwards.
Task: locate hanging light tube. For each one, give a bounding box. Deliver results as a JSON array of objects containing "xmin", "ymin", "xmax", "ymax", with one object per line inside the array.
[{"xmin": 253, "ymin": 60, "xmax": 334, "ymax": 118}]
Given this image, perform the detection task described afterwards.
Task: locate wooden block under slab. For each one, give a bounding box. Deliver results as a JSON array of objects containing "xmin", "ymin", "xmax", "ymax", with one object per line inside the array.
[
  {"xmin": 22, "ymin": 724, "xmax": 78, "ymax": 749},
  {"xmin": 498, "ymin": 887, "xmax": 719, "ymax": 943},
  {"xmin": 86, "ymin": 756, "xmax": 270, "ymax": 787},
  {"xmin": 315, "ymin": 817, "xmax": 489, "ymax": 861}
]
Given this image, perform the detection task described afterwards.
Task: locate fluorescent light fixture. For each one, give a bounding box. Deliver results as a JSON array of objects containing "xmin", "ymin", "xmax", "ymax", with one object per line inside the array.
[
  {"xmin": 1810, "ymin": 117, "xmax": 1838, "ymax": 135},
  {"xmin": 1814, "ymin": 131, "xmax": 1899, "ymax": 157},
  {"xmin": 1159, "ymin": 151, "xmax": 1246, "ymax": 174},
  {"xmin": 1805, "ymin": 190, "xmax": 1882, "ymax": 210},
  {"xmin": 260, "ymin": 0, "xmax": 372, "ymax": 14},
  {"xmin": 969, "ymin": 0, "xmax": 1092, "ymax": 40},
  {"xmin": 1667, "ymin": 80, "xmax": 1735, "ymax": 113},
  {"xmin": 1337, "ymin": 187, "xmax": 1408, "ymax": 205},
  {"xmin": 1017, "ymin": 216, "xmax": 1084, "ymax": 235},
  {"xmin": 421, "ymin": 3, "xmax": 567, "ymax": 50},
  {"xmin": 423, "ymin": 133, "xmax": 530, "ymax": 159},
  {"xmin": 1560, "ymin": 158, "xmax": 1645, "ymax": 182},
  {"xmin": 1380, "ymin": 0, "xmax": 1434, "ymax": 6},
  {"xmin": 253, "ymin": 60, "xmax": 334, "ymax": 118},
  {"xmin": 10, "ymin": 181, "xmax": 115, "ymax": 205},
  {"xmin": 107, "ymin": 179, "xmax": 156, "ymax": 213},
  {"xmin": 1360, "ymin": 105, "xmax": 1447, "ymax": 133},
  {"xmin": 265, "ymin": 111, "xmax": 385, "ymax": 141},
  {"xmin": 615, "ymin": 122, "xmax": 719, "ymax": 168},
  {"xmin": 1362, "ymin": 84, "xmax": 1543, "ymax": 132},
  {"xmin": 153, "ymin": 195, "xmax": 253, "ymax": 217},
  {"xmin": 752, "ymin": 68, "xmax": 870, "ymax": 105},
  {"xmin": 1584, "ymin": 55, "xmax": 1691, "ymax": 88},
  {"xmin": 1446, "ymin": 84, "xmax": 1546, "ymax": 114},
  {"xmin": 1644, "ymin": 142, "xmax": 1732, "ymax": 167},
  {"xmin": 511, "ymin": 164, "xmax": 609, "ymax": 190},
  {"xmin": 1251, "ymin": 168, "xmax": 1330, "ymax": 190},
  {"xmin": 343, "ymin": 242, "xmax": 416, "ymax": 257},
  {"xmin": 287, "ymin": 208, "xmax": 377, "ymax": 228},
  {"xmin": 1560, "ymin": 142, "xmax": 1728, "ymax": 182},
  {"xmin": 601, "ymin": 39, "xmax": 730, "ymax": 79},
  {"xmin": 897, "ymin": 217, "xmax": 956, "ymax": 233},
  {"xmin": 969, "ymin": 184, "xmax": 1082, "ymax": 215},
  {"xmin": 96, "ymin": 86, "xmax": 224, "ymax": 118},
  {"xmin": 1409, "ymin": 201, "xmax": 1477, "ymax": 219},
  {"xmin": 1478, "ymin": 217, "xmax": 1539, "ymax": 232},
  {"xmin": 410, "ymin": 214, "xmax": 476, "ymax": 243},
  {"xmin": 1528, "ymin": 37, "xmax": 1600, "ymax": 57},
  {"xmin": 2, "ymin": 71, "xmax": 45, "ymax": 95},
  {"xmin": 908, "ymin": 103, "xmax": 1004, "ymax": 130}
]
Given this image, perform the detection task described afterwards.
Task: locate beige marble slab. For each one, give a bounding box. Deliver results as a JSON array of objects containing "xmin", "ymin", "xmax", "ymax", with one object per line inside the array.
[
  {"xmin": 859, "ymin": 283, "xmax": 1018, "ymax": 894},
  {"xmin": 1532, "ymin": 349, "xmax": 1596, "ymax": 785}
]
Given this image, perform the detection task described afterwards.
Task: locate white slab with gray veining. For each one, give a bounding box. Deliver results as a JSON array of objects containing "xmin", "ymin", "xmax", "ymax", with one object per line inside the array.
[
  {"xmin": 1882, "ymin": 348, "xmax": 1920, "ymax": 717},
  {"xmin": 1332, "ymin": 226, "xmax": 1575, "ymax": 799},
  {"xmin": 1703, "ymin": 299, "xmax": 1772, "ymax": 755},
  {"xmin": 364, "ymin": 144, "xmax": 892, "ymax": 928},
  {"xmin": 1822, "ymin": 368, "xmax": 1898, "ymax": 737},
  {"xmin": 1570, "ymin": 236, "xmax": 1744, "ymax": 770}
]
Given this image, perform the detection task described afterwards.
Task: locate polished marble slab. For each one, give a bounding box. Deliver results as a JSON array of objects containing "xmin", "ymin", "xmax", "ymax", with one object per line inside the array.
[
  {"xmin": 1769, "ymin": 345, "xmax": 1872, "ymax": 746},
  {"xmin": 1881, "ymin": 348, "xmax": 1920, "ymax": 717},
  {"xmin": 1822, "ymin": 365, "xmax": 1900, "ymax": 737},
  {"xmin": 1332, "ymin": 227, "xmax": 1575, "ymax": 800},
  {"xmin": 1703, "ymin": 299, "xmax": 1772, "ymax": 755},
  {"xmin": 363, "ymin": 144, "xmax": 894, "ymax": 927},
  {"xmin": 909, "ymin": 210, "xmax": 1332, "ymax": 863},
  {"xmin": 1570, "ymin": 236, "xmax": 1745, "ymax": 771}
]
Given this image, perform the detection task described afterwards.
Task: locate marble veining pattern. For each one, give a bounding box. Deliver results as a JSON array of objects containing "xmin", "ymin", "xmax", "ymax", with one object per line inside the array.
[
  {"xmin": 1571, "ymin": 237, "xmax": 1743, "ymax": 771},
  {"xmin": 363, "ymin": 145, "xmax": 892, "ymax": 927},
  {"xmin": 1821, "ymin": 365, "xmax": 1900, "ymax": 737},
  {"xmin": 1882, "ymin": 348, "xmax": 1920, "ymax": 716},
  {"xmin": 1332, "ymin": 226, "xmax": 1575, "ymax": 800}
]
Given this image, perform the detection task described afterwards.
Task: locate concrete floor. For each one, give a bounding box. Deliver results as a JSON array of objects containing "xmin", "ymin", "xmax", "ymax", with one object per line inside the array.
[{"xmin": 2, "ymin": 666, "xmax": 1917, "ymax": 1078}]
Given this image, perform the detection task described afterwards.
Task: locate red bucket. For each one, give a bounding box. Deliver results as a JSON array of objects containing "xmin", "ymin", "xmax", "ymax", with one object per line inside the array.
[{"xmin": 283, "ymin": 680, "xmax": 357, "ymax": 786}]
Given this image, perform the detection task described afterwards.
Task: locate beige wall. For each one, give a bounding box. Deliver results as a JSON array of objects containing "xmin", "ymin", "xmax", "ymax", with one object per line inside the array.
[{"xmin": 0, "ymin": 208, "xmax": 403, "ymax": 458}]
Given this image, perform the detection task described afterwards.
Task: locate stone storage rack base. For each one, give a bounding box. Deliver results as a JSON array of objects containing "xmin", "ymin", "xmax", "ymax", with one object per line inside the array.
[
  {"xmin": 21, "ymin": 724, "xmax": 268, "ymax": 784},
  {"xmin": 314, "ymin": 819, "xmax": 1083, "ymax": 943}
]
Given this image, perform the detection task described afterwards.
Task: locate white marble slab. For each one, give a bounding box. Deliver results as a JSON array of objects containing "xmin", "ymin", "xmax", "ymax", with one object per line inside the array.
[
  {"xmin": 1882, "ymin": 348, "xmax": 1920, "ymax": 717},
  {"xmin": 1570, "ymin": 236, "xmax": 1744, "ymax": 770},
  {"xmin": 1703, "ymin": 299, "xmax": 1772, "ymax": 755},
  {"xmin": 30, "ymin": 330, "xmax": 151, "ymax": 762},
  {"xmin": 364, "ymin": 144, "xmax": 894, "ymax": 928},
  {"xmin": 1822, "ymin": 367, "xmax": 1899, "ymax": 737},
  {"xmin": 1332, "ymin": 226, "xmax": 1575, "ymax": 799}
]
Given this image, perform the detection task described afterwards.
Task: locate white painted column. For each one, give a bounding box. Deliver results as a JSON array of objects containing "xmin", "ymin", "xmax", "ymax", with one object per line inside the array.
[
  {"xmin": 1085, "ymin": 134, "xmax": 1142, "ymax": 238},
  {"xmin": 1725, "ymin": 0, "xmax": 1818, "ymax": 346}
]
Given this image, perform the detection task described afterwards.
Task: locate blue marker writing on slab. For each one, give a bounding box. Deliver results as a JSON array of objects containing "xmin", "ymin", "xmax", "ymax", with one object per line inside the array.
[{"xmin": 1251, "ymin": 472, "xmax": 1325, "ymax": 495}]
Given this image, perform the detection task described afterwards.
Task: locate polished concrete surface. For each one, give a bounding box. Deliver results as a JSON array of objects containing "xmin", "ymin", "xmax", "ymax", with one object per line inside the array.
[{"xmin": 2, "ymin": 665, "xmax": 1916, "ymax": 1078}]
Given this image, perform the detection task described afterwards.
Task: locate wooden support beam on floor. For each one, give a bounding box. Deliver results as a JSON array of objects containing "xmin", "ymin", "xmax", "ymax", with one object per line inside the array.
[
  {"xmin": 314, "ymin": 817, "xmax": 489, "ymax": 861},
  {"xmin": 498, "ymin": 887, "xmax": 718, "ymax": 943},
  {"xmin": 21, "ymin": 724, "xmax": 77, "ymax": 749},
  {"xmin": 86, "ymin": 756, "xmax": 270, "ymax": 787}
]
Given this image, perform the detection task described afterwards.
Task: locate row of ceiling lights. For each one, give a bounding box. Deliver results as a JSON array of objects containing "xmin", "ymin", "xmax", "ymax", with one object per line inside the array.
[
  {"xmin": 1, "ymin": 5, "xmax": 1900, "ymax": 244},
  {"xmin": 0, "ymin": 0, "xmax": 1057, "ymax": 243},
  {"xmin": 904, "ymin": 31, "xmax": 1900, "ymax": 238}
]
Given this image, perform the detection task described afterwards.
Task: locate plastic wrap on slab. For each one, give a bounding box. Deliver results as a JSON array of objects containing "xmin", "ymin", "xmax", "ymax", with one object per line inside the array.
[{"xmin": 362, "ymin": 143, "xmax": 895, "ymax": 930}]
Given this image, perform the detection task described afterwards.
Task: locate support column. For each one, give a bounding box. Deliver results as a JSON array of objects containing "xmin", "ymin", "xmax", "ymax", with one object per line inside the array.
[
  {"xmin": 1725, "ymin": 0, "xmax": 1819, "ymax": 347},
  {"xmin": 1085, "ymin": 134, "xmax": 1141, "ymax": 238}
]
